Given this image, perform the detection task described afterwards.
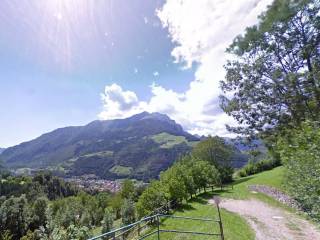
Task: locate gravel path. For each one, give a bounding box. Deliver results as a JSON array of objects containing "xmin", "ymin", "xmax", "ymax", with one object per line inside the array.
[
  {"xmin": 209, "ymin": 198, "xmax": 320, "ymax": 240},
  {"xmin": 248, "ymin": 185, "xmax": 301, "ymax": 210}
]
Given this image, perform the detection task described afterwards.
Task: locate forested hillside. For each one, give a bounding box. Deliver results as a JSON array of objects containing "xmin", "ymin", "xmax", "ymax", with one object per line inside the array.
[
  {"xmin": 0, "ymin": 112, "xmax": 252, "ymax": 180},
  {"xmin": 0, "ymin": 112, "xmax": 198, "ymax": 180}
]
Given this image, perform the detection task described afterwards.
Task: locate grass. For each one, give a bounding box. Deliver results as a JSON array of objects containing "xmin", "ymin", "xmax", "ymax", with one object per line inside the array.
[
  {"xmin": 150, "ymin": 133, "xmax": 188, "ymax": 148},
  {"xmin": 220, "ymin": 166, "xmax": 285, "ymax": 199},
  {"xmin": 145, "ymin": 194, "xmax": 254, "ymax": 240},
  {"xmin": 141, "ymin": 167, "xmax": 286, "ymax": 240},
  {"xmin": 216, "ymin": 166, "xmax": 291, "ymax": 210},
  {"xmin": 109, "ymin": 165, "xmax": 133, "ymax": 176}
]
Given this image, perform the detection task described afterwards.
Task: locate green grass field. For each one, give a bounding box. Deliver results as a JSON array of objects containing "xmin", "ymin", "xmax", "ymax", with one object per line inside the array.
[
  {"xmin": 145, "ymin": 195, "xmax": 254, "ymax": 240},
  {"xmin": 143, "ymin": 167, "xmax": 286, "ymax": 240},
  {"xmin": 150, "ymin": 133, "xmax": 189, "ymax": 148},
  {"xmin": 92, "ymin": 167, "xmax": 287, "ymax": 239},
  {"xmin": 109, "ymin": 165, "xmax": 133, "ymax": 176},
  {"xmin": 217, "ymin": 166, "xmax": 290, "ymax": 210}
]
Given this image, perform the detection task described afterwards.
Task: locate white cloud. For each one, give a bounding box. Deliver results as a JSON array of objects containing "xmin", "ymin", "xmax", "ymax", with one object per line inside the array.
[
  {"xmin": 98, "ymin": 84, "xmax": 146, "ymax": 119},
  {"xmin": 99, "ymin": 0, "xmax": 272, "ymax": 137}
]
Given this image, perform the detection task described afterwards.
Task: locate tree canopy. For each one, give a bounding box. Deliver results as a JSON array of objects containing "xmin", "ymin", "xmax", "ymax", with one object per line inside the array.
[{"xmin": 220, "ymin": 0, "xmax": 320, "ymax": 137}]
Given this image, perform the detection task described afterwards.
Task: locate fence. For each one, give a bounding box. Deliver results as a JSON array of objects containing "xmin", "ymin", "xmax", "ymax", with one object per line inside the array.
[{"xmin": 88, "ymin": 197, "xmax": 224, "ymax": 240}]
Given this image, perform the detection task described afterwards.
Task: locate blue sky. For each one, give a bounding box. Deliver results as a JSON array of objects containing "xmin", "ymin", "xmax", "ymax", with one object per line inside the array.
[{"xmin": 0, "ymin": 0, "xmax": 272, "ymax": 147}]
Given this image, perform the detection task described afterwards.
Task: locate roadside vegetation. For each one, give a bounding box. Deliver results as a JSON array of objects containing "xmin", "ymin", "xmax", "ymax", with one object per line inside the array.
[
  {"xmin": 147, "ymin": 194, "xmax": 255, "ymax": 240},
  {"xmin": 220, "ymin": 0, "xmax": 320, "ymax": 223},
  {"xmin": 1, "ymin": 0, "xmax": 320, "ymax": 239}
]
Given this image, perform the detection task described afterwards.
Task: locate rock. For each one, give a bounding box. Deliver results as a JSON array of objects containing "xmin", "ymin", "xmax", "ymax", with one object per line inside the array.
[{"xmin": 248, "ymin": 185, "xmax": 301, "ymax": 211}]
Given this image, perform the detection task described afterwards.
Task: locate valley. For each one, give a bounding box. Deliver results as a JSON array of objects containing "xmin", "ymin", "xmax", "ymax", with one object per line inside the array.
[{"xmin": 0, "ymin": 112, "xmax": 252, "ymax": 181}]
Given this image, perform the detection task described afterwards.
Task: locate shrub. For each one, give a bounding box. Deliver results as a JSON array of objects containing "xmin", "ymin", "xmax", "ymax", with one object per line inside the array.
[
  {"xmin": 237, "ymin": 158, "xmax": 281, "ymax": 177},
  {"xmin": 101, "ymin": 208, "xmax": 113, "ymax": 236},
  {"xmin": 121, "ymin": 199, "xmax": 136, "ymax": 226},
  {"xmin": 276, "ymin": 121, "xmax": 320, "ymax": 221}
]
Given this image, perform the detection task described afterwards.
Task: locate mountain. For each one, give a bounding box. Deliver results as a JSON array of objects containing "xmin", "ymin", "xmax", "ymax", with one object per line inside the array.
[
  {"xmin": 0, "ymin": 148, "xmax": 5, "ymax": 154},
  {"xmin": 0, "ymin": 112, "xmax": 199, "ymax": 180}
]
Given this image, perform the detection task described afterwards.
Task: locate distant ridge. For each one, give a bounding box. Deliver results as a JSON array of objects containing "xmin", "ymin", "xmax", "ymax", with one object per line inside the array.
[
  {"xmin": 0, "ymin": 112, "xmax": 256, "ymax": 180},
  {"xmin": 0, "ymin": 112, "xmax": 198, "ymax": 180}
]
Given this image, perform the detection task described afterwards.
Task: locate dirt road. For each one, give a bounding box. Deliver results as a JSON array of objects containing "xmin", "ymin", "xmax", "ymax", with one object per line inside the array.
[{"xmin": 209, "ymin": 198, "xmax": 320, "ymax": 240}]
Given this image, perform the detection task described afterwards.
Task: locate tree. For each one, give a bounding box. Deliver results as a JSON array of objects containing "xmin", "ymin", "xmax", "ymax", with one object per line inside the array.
[
  {"xmin": 276, "ymin": 121, "xmax": 320, "ymax": 220},
  {"xmin": 109, "ymin": 193, "xmax": 123, "ymax": 219},
  {"xmin": 50, "ymin": 225, "xmax": 90, "ymax": 240},
  {"xmin": 101, "ymin": 208, "xmax": 113, "ymax": 235},
  {"xmin": 176, "ymin": 159, "xmax": 197, "ymax": 198},
  {"xmin": 220, "ymin": 0, "xmax": 320, "ymax": 137},
  {"xmin": 20, "ymin": 230, "xmax": 37, "ymax": 240},
  {"xmin": 96, "ymin": 192, "xmax": 111, "ymax": 211},
  {"xmin": 121, "ymin": 199, "xmax": 136, "ymax": 226},
  {"xmin": 160, "ymin": 166, "xmax": 188, "ymax": 203},
  {"xmin": 31, "ymin": 197, "xmax": 48, "ymax": 230},
  {"xmin": 136, "ymin": 181, "xmax": 168, "ymax": 218},
  {"xmin": 120, "ymin": 180, "xmax": 135, "ymax": 200},
  {"xmin": 0, "ymin": 195, "xmax": 31, "ymax": 239},
  {"xmin": 192, "ymin": 137, "xmax": 232, "ymax": 167},
  {"xmin": 192, "ymin": 137, "xmax": 233, "ymax": 182},
  {"xmin": 0, "ymin": 230, "xmax": 13, "ymax": 240}
]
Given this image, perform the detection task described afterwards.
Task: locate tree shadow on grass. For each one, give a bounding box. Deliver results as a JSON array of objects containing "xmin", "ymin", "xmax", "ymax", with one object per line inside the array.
[
  {"xmin": 232, "ymin": 176, "xmax": 254, "ymax": 185},
  {"xmin": 175, "ymin": 203, "xmax": 196, "ymax": 213},
  {"xmin": 196, "ymin": 190, "xmax": 233, "ymax": 201}
]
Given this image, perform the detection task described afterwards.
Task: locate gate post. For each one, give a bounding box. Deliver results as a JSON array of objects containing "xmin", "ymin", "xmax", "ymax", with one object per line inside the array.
[
  {"xmin": 157, "ymin": 215, "xmax": 160, "ymax": 240},
  {"xmin": 214, "ymin": 197, "xmax": 224, "ymax": 240}
]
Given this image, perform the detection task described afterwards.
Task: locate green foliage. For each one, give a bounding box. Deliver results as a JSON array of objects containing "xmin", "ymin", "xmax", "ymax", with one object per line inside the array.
[
  {"xmin": 147, "ymin": 195, "xmax": 255, "ymax": 240},
  {"xmin": 120, "ymin": 179, "xmax": 135, "ymax": 200},
  {"xmin": 0, "ymin": 172, "xmax": 78, "ymax": 201},
  {"xmin": 0, "ymin": 230, "xmax": 13, "ymax": 240},
  {"xmin": 192, "ymin": 136, "xmax": 234, "ymax": 183},
  {"xmin": 49, "ymin": 225, "xmax": 90, "ymax": 240},
  {"xmin": 137, "ymin": 154, "xmax": 221, "ymax": 217},
  {"xmin": 95, "ymin": 192, "xmax": 111, "ymax": 211},
  {"xmin": 0, "ymin": 195, "xmax": 31, "ymax": 239},
  {"xmin": 1, "ymin": 112, "xmax": 196, "ymax": 181},
  {"xmin": 220, "ymin": 0, "xmax": 320, "ymax": 136},
  {"xmin": 237, "ymin": 158, "xmax": 281, "ymax": 177},
  {"xmin": 136, "ymin": 180, "xmax": 169, "ymax": 218},
  {"xmin": 276, "ymin": 121, "xmax": 320, "ymax": 221},
  {"xmin": 101, "ymin": 208, "xmax": 113, "ymax": 235},
  {"xmin": 109, "ymin": 165, "xmax": 133, "ymax": 177},
  {"xmin": 32, "ymin": 171, "xmax": 78, "ymax": 200},
  {"xmin": 20, "ymin": 230, "xmax": 38, "ymax": 240},
  {"xmin": 30, "ymin": 197, "xmax": 48, "ymax": 229},
  {"xmin": 109, "ymin": 193, "xmax": 123, "ymax": 219},
  {"xmin": 48, "ymin": 192, "xmax": 103, "ymax": 230},
  {"xmin": 150, "ymin": 132, "xmax": 190, "ymax": 148},
  {"xmin": 121, "ymin": 199, "xmax": 136, "ymax": 226}
]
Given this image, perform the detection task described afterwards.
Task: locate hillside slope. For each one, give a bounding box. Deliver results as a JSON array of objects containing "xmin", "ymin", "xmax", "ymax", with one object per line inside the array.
[
  {"xmin": 0, "ymin": 112, "xmax": 253, "ymax": 180},
  {"xmin": 0, "ymin": 112, "xmax": 198, "ymax": 180}
]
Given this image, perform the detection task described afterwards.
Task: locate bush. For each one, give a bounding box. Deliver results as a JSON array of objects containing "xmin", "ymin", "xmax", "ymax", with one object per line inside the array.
[
  {"xmin": 101, "ymin": 208, "xmax": 113, "ymax": 236},
  {"xmin": 192, "ymin": 136, "xmax": 234, "ymax": 183},
  {"xmin": 237, "ymin": 158, "xmax": 281, "ymax": 177},
  {"xmin": 276, "ymin": 121, "xmax": 320, "ymax": 221},
  {"xmin": 121, "ymin": 199, "xmax": 136, "ymax": 226}
]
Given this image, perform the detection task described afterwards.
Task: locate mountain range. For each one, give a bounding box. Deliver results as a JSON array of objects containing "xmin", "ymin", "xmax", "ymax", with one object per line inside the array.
[{"xmin": 0, "ymin": 112, "xmax": 252, "ymax": 180}]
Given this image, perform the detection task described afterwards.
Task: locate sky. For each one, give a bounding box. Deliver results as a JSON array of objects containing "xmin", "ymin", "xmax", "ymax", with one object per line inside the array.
[{"xmin": 0, "ymin": 0, "xmax": 273, "ymax": 148}]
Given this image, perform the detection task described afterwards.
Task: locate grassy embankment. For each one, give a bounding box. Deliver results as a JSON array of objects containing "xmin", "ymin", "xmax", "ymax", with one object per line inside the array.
[
  {"xmin": 91, "ymin": 167, "xmax": 285, "ymax": 239},
  {"xmin": 146, "ymin": 166, "xmax": 285, "ymax": 240}
]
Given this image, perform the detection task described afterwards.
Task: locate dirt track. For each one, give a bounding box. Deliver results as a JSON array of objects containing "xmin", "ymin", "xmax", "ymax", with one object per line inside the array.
[{"xmin": 209, "ymin": 198, "xmax": 320, "ymax": 240}]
